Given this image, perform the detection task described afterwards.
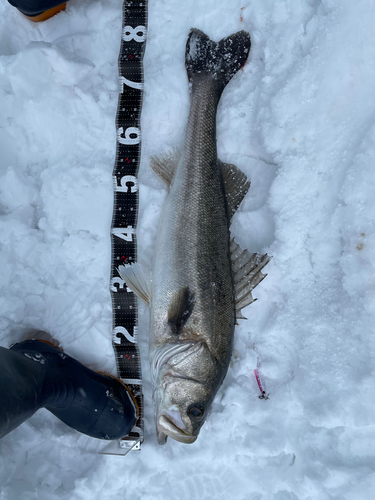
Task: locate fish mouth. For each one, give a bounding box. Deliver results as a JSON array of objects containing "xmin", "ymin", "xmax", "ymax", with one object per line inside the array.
[{"xmin": 157, "ymin": 415, "xmax": 197, "ymax": 444}]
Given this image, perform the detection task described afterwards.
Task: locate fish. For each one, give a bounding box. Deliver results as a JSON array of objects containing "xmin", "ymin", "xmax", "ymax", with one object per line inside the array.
[{"xmin": 119, "ymin": 28, "xmax": 270, "ymax": 444}]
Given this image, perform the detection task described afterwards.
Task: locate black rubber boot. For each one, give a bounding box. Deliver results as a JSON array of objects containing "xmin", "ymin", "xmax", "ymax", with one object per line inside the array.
[
  {"xmin": 0, "ymin": 335, "xmax": 138, "ymax": 440},
  {"xmin": 7, "ymin": 0, "xmax": 67, "ymax": 21}
]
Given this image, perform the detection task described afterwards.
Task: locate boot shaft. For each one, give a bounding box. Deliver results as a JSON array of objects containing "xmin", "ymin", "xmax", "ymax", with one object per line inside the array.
[{"xmin": 0, "ymin": 338, "xmax": 137, "ymax": 440}]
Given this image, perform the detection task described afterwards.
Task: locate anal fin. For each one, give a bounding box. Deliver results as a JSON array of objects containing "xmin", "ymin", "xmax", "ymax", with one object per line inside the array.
[
  {"xmin": 230, "ymin": 238, "xmax": 270, "ymax": 322},
  {"xmin": 150, "ymin": 149, "xmax": 180, "ymax": 186}
]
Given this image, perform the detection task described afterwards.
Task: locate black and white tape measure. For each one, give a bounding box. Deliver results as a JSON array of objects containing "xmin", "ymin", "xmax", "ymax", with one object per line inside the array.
[{"xmin": 101, "ymin": 0, "xmax": 147, "ymax": 455}]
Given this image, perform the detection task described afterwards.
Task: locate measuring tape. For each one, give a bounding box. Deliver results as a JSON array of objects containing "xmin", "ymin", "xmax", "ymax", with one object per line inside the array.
[{"xmin": 101, "ymin": 0, "xmax": 147, "ymax": 456}]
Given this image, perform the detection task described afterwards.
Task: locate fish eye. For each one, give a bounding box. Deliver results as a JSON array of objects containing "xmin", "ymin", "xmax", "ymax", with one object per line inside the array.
[{"xmin": 187, "ymin": 404, "xmax": 204, "ymax": 419}]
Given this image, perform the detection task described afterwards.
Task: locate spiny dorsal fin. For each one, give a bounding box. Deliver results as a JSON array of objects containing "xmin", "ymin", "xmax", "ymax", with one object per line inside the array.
[
  {"xmin": 150, "ymin": 149, "xmax": 181, "ymax": 186},
  {"xmin": 168, "ymin": 287, "xmax": 195, "ymax": 335},
  {"xmin": 230, "ymin": 238, "xmax": 270, "ymax": 322},
  {"xmin": 118, "ymin": 263, "xmax": 152, "ymax": 306},
  {"xmin": 219, "ymin": 160, "xmax": 251, "ymax": 219}
]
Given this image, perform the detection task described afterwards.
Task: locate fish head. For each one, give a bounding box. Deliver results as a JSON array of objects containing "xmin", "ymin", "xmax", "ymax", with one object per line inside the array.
[{"xmin": 151, "ymin": 341, "xmax": 219, "ymax": 445}]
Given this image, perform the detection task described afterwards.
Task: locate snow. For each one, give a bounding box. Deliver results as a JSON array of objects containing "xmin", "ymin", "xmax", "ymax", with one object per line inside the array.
[{"xmin": 1, "ymin": 0, "xmax": 375, "ymax": 498}]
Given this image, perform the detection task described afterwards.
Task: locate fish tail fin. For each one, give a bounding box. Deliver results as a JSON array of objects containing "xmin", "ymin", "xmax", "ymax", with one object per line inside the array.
[{"xmin": 185, "ymin": 28, "xmax": 251, "ymax": 91}]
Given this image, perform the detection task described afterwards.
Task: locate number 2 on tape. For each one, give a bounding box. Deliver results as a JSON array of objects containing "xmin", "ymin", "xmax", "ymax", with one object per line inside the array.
[{"xmin": 113, "ymin": 326, "xmax": 136, "ymax": 344}]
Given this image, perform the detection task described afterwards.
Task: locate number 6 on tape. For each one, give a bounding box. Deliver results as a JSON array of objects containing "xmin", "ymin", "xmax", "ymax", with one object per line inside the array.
[{"xmin": 117, "ymin": 127, "xmax": 140, "ymax": 145}]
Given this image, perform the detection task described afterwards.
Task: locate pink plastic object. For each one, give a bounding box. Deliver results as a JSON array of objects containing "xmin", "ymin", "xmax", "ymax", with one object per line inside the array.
[{"xmin": 254, "ymin": 357, "xmax": 269, "ymax": 400}]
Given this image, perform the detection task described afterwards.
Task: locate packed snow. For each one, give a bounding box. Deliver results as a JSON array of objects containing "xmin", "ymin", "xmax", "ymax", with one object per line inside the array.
[{"xmin": 1, "ymin": 0, "xmax": 375, "ymax": 498}]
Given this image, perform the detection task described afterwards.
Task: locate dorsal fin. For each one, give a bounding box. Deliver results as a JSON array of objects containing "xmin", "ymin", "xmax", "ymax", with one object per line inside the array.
[
  {"xmin": 230, "ymin": 238, "xmax": 270, "ymax": 321},
  {"xmin": 150, "ymin": 149, "xmax": 181, "ymax": 186},
  {"xmin": 168, "ymin": 287, "xmax": 195, "ymax": 335},
  {"xmin": 219, "ymin": 161, "xmax": 251, "ymax": 219}
]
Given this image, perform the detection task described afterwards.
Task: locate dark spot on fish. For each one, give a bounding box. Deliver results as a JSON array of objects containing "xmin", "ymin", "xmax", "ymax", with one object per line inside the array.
[
  {"xmin": 357, "ymin": 243, "xmax": 364, "ymax": 251},
  {"xmin": 168, "ymin": 287, "xmax": 195, "ymax": 335}
]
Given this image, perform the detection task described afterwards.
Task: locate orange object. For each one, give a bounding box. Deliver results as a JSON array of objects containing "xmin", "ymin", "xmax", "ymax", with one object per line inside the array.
[
  {"xmin": 36, "ymin": 338, "xmax": 62, "ymax": 349},
  {"xmin": 98, "ymin": 371, "xmax": 140, "ymax": 419},
  {"xmin": 25, "ymin": 2, "xmax": 66, "ymax": 22}
]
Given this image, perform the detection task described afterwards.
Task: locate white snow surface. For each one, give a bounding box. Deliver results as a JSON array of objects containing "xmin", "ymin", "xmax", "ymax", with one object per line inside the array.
[{"xmin": 1, "ymin": 0, "xmax": 375, "ymax": 498}]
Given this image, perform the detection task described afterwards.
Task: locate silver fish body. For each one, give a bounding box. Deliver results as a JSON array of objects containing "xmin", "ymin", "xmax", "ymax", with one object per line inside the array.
[
  {"xmin": 151, "ymin": 29, "xmax": 250, "ymax": 444},
  {"xmin": 119, "ymin": 28, "xmax": 270, "ymax": 444}
]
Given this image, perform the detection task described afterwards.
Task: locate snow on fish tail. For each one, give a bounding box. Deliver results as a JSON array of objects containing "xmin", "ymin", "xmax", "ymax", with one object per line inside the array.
[{"xmin": 185, "ymin": 28, "xmax": 251, "ymax": 91}]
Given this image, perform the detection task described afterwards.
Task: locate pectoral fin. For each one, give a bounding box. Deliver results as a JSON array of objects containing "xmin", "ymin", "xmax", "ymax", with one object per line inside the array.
[
  {"xmin": 118, "ymin": 263, "xmax": 152, "ymax": 306},
  {"xmin": 230, "ymin": 239, "xmax": 270, "ymax": 322},
  {"xmin": 219, "ymin": 160, "xmax": 251, "ymax": 219},
  {"xmin": 150, "ymin": 149, "xmax": 181, "ymax": 186},
  {"xmin": 168, "ymin": 287, "xmax": 195, "ymax": 335}
]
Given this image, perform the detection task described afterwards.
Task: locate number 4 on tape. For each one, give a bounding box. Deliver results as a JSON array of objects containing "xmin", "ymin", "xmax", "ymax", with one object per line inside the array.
[{"xmin": 112, "ymin": 226, "xmax": 134, "ymax": 242}]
